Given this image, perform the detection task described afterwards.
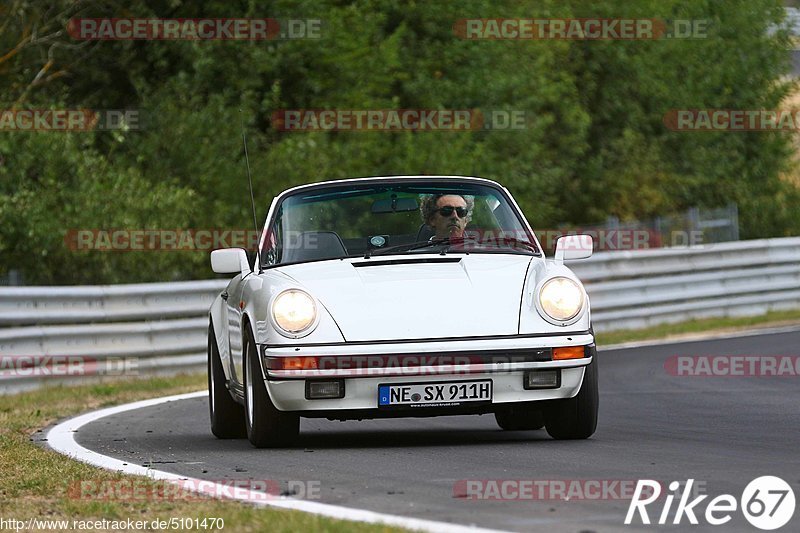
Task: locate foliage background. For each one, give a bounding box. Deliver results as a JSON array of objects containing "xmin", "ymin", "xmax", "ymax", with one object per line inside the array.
[{"xmin": 1, "ymin": 0, "xmax": 798, "ymax": 284}]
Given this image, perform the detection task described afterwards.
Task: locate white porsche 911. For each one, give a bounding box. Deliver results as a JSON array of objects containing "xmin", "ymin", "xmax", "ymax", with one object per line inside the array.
[{"xmin": 208, "ymin": 176, "xmax": 597, "ymax": 447}]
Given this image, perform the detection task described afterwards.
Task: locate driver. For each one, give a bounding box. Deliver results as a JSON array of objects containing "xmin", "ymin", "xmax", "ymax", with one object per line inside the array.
[{"xmin": 420, "ymin": 194, "xmax": 474, "ymax": 239}]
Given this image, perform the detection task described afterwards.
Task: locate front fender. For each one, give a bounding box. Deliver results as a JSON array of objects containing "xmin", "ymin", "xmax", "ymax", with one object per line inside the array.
[
  {"xmin": 240, "ymin": 271, "xmax": 345, "ymax": 346},
  {"xmin": 519, "ymin": 259, "xmax": 592, "ymax": 334},
  {"xmin": 208, "ymin": 293, "xmax": 232, "ymax": 380}
]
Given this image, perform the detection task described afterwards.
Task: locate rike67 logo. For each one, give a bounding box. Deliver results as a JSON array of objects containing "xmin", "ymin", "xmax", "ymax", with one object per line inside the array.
[{"xmin": 626, "ymin": 477, "xmax": 795, "ymax": 530}]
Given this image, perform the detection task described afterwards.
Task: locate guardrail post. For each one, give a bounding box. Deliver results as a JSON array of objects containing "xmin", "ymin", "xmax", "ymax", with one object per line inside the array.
[
  {"xmin": 687, "ymin": 207, "xmax": 699, "ymax": 236},
  {"xmin": 729, "ymin": 203, "xmax": 740, "ymax": 241}
]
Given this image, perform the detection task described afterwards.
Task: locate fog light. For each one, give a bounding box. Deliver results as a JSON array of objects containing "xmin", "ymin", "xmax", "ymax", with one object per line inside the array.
[
  {"xmin": 524, "ymin": 370, "xmax": 560, "ymax": 389},
  {"xmin": 305, "ymin": 380, "xmax": 344, "ymax": 399}
]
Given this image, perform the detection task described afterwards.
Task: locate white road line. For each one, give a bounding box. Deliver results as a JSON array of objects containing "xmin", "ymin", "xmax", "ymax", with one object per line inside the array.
[
  {"xmin": 46, "ymin": 391, "xmax": 505, "ymax": 533},
  {"xmin": 599, "ymin": 324, "xmax": 800, "ymax": 351}
]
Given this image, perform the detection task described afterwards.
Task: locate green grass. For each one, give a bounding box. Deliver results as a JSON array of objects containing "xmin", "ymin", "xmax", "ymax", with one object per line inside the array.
[
  {"xmin": 595, "ymin": 308, "xmax": 800, "ymax": 346},
  {"xmin": 0, "ymin": 374, "xmax": 406, "ymax": 533}
]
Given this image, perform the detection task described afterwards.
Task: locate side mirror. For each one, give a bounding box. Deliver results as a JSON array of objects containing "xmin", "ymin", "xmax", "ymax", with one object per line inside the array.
[
  {"xmin": 554, "ymin": 235, "xmax": 593, "ymax": 263},
  {"xmin": 211, "ymin": 248, "xmax": 251, "ymax": 274}
]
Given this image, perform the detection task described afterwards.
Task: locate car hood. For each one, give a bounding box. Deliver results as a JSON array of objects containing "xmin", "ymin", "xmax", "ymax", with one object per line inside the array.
[{"xmin": 275, "ymin": 254, "xmax": 534, "ymax": 342}]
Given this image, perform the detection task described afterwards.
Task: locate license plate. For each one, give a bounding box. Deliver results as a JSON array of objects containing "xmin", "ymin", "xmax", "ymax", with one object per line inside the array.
[{"xmin": 378, "ymin": 380, "xmax": 492, "ymax": 408}]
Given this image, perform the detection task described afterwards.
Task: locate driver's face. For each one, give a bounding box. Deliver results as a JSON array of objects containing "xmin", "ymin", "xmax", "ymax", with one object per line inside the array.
[{"xmin": 431, "ymin": 195, "xmax": 468, "ymax": 238}]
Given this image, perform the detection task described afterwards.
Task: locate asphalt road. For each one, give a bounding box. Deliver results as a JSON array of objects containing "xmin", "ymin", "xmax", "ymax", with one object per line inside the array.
[{"xmin": 67, "ymin": 330, "xmax": 800, "ymax": 532}]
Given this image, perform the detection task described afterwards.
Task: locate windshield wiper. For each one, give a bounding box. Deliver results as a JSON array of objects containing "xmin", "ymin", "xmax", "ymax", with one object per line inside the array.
[
  {"xmin": 365, "ymin": 238, "xmax": 450, "ymax": 258},
  {"xmin": 482, "ymin": 235, "xmax": 538, "ymax": 252},
  {"xmin": 440, "ymin": 235, "xmax": 538, "ymax": 255}
]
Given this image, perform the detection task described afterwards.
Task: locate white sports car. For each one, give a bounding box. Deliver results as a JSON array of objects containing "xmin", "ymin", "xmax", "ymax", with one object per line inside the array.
[{"xmin": 208, "ymin": 176, "xmax": 597, "ymax": 447}]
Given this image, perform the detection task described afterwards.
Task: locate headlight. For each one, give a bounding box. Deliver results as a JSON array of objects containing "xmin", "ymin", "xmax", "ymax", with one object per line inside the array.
[
  {"xmin": 272, "ymin": 290, "xmax": 317, "ymax": 335},
  {"xmin": 538, "ymin": 277, "xmax": 584, "ymax": 322}
]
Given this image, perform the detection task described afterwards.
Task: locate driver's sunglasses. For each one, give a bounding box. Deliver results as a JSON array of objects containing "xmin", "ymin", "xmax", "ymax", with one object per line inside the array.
[{"xmin": 437, "ymin": 206, "xmax": 469, "ymax": 218}]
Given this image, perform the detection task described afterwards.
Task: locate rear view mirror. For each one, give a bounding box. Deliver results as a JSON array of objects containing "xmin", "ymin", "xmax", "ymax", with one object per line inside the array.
[
  {"xmin": 371, "ymin": 197, "xmax": 419, "ymax": 213},
  {"xmin": 211, "ymin": 248, "xmax": 250, "ymax": 274},
  {"xmin": 554, "ymin": 235, "xmax": 593, "ymax": 263}
]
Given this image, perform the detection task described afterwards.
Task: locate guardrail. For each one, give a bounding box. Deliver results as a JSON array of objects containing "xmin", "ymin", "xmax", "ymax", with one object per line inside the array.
[
  {"xmin": 570, "ymin": 237, "xmax": 800, "ymax": 330},
  {"xmin": 2, "ymin": 237, "xmax": 799, "ymax": 392},
  {"xmin": 0, "ymin": 281, "xmax": 225, "ymax": 392}
]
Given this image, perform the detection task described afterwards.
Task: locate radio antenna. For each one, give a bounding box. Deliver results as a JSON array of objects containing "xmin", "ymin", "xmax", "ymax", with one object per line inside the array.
[{"xmin": 239, "ymin": 109, "xmax": 260, "ymax": 272}]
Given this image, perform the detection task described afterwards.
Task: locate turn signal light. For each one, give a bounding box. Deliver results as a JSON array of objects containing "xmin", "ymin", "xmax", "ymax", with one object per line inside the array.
[
  {"xmin": 553, "ymin": 346, "xmax": 586, "ymax": 360},
  {"xmin": 265, "ymin": 356, "xmax": 319, "ymax": 370}
]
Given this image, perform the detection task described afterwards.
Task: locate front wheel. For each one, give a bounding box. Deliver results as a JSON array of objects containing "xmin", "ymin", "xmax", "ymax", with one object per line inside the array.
[
  {"xmin": 543, "ymin": 355, "xmax": 598, "ymax": 440},
  {"xmin": 208, "ymin": 323, "xmax": 246, "ymax": 439},
  {"xmin": 243, "ymin": 327, "xmax": 299, "ymax": 448}
]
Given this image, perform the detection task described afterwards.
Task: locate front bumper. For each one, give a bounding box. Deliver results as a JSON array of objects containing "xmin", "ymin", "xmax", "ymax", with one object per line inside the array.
[{"xmin": 260, "ymin": 333, "xmax": 594, "ymax": 413}]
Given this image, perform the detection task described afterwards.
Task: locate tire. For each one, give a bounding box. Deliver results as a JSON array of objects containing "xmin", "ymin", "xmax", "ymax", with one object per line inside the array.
[
  {"xmin": 208, "ymin": 323, "xmax": 246, "ymax": 438},
  {"xmin": 243, "ymin": 326, "xmax": 299, "ymax": 448},
  {"xmin": 494, "ymin": 404, "xmax": 545, "ymax": 430},
  {"xmin": 543, "ymin": 355, "xmax": 599, "ymax": 440}
]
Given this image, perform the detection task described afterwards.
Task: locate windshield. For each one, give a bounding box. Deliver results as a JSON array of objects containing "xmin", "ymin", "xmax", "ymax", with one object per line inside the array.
[{"xmin": 260, "ymin": 180, "xmax": 539, "ymax": 266}]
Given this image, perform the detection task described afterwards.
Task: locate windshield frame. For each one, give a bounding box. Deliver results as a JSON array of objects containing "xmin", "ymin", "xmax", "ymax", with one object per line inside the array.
[{"xmin": 257, "ymin": 176, "xmax": 542, "ymax": 270}]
